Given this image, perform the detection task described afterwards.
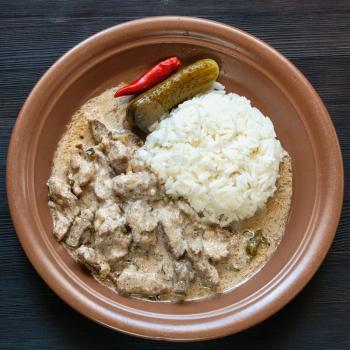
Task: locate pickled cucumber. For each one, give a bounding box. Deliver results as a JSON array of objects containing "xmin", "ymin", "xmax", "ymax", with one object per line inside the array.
[{"xmin": 127, "ymin": 58, "xmax": 220, "ymax": 132}]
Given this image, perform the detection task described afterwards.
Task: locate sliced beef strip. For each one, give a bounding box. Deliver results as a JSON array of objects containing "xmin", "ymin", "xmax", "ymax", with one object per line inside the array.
[
  {"xmin": 110, "ymin": 129, "xmax": 143, "ymax": 149},
  {"xmin": 89, "ymin": 118, "xmax": 142, "ymax": 147},
  {"xmin": 67, "ymin": 149, "xmax": 95, "ymax": 196},
  {"xmin": 125, "ymin": 200, "xmax": 158, "ymax": 248},
  {"xmin": 185, "ymin": 223, "xmax": 220, "ymax": 287},
  {"xmin": 94, "ymin": 201, "xmax": 126, "ymax": 235},
  {"xmin": 80, "ymin": 230, "xmax": 92, "ymax": 246},
  {"xmin": 104, "ymin": 133, "xmax": 142, "ymax": 175},
  {"xmin": 47, "ymin": 177, "xmax": 79, "ymax": 241},
  {"xmin": 116, "ymin": 266, "xmax": 170, "ymax": 296},
  {"xmin": 48, "ymin": 176, "xmax": 77, "ymax": 207},
  {"xmin": 189, "ymin": 254, "xmax": 220, "ymax": 287},
  {"xmin": 93, "ymin": 201, "xmax": 130, "ymax": 261},
  {"xmin": 132, "ymin": 230, "xmax": 157, "ymax": 250},
  {"xmin": 89, "ymin": 119, "xmax": 110, "ymax": 143},
  {"xmin": 65, "ymin": 208, "xmax": 95, "ymax": 247},
  {"xmin": 113, "ymin": 171, "xmax": 159, "ymax": 201},
  {"xmin": 89, "ymin": 119, "xmax": 142, "ymax": 175},
  {"xmin": 159, "ymin": 259, "xmax": 175, "ymax": 282},
  {"xmin": 95, "ymin": 230, "xmax": 131, "ymax": 262},
  {"xmin": 75, "ymin": 245, "xmax": 110, "ymax": 278},
  {"xmin": 187, "ymin": 235, "xmax": 203, "ymax": 255},
  {"xmin": 93, "ymin": 149, "xmax": 114, "ymax": 201},
  {"xmin": 202, "ymin": 229, "xmax": 230, "ymax": 262},
  {"xmin": 48, "ymin": 201, "xmax": 74, "ymax": 241},
  {"xmin": 104, "ymin": 140, "xmax": 129, "ymax": 174},
  {"xmin": 154, "ymin": 205, "xmax": 187, "ymax": 259},
  {"xmin": 173, "ymin": 259, "xmax": 195, "ymax": 295}
]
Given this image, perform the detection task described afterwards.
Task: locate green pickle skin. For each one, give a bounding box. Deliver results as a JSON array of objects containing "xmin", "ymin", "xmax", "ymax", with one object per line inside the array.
[{"xmin": 127, "ymin": 58, "xmax": 220, "ymax": 132}]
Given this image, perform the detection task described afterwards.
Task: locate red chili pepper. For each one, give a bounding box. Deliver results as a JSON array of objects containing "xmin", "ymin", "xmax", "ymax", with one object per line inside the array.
[{"xmin": 114, "ymin": 57, "xmax": 181, "ymax": 97}]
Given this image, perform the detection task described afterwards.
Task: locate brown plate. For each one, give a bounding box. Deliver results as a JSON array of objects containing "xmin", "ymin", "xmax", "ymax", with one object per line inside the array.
[{"xmin": 7, "ymin": 17, "xmax": 343, "ymax": 341}]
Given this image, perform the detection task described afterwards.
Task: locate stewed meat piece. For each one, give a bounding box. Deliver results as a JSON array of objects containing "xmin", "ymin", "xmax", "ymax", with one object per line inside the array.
[
  {"xmin": 125, "ymin": 200, "xmax": 157, "ymax": 248},
  {"xmin": 76, "ymin": 245, "xmax": 110, "ymax": 278},
  {"xmin": 95, "ymin": 230, "xmax": 131, "ymax": 261},
  {"xmin": 48, "ymin": 176, "xmax": 77, "ymax": 207},
  {"xmin": 113, "ymin": 171, "xmax": 159, "ymax": 200},
  {"xmin": 155, "ymin": 204, "xmax": 187, "ymax": 259},
  {"xmin": 48, "ymin": 177, "xmax": 78, "ymax": 240},
  {"xmin": 89, "ymin": 119, "xmax": 142, "ymax": 147},
  {"xmin": 94, "ymin": 201, "xmax": 126, "ymax": 235},
  {"xmin": 93, "ymin": 201, "xmax": 130, "ymax": 261},
  {"xmin": 188, "ymin": 254, "xmax": 220, "ymax": 287},
  {"xmin": 105, "ymin": 140, "xmax": 129, "ymax": 174},
  {"xmin": 67, "ymin": 149, "xmax": 95, "ymax": 196},
  {"xmin": 48, "ymin": 201, "xmax": 74, "ymax": 241},
  {"xmin": 92, "ymin": 149, "xmax": 114, "ymax": 201},
  {"xmin": 185, "ymin": 223, "xmax": 220, "ymax": 287},
  {"xmin": 173, "ymin": 259, "xmax": 195, "ymax": 295},
  {"xmin": 89, "ymin": 119, "xmax": 142, "ymax": 175},
  {"xmin": 116, "ymin": 266, "xmax": 170, "ymax": 296},
  {"xmin": 89, "ymin": 119, "xmax": 110, "ymax": 143},
  {"xmin": 202, "ymin": 229, "xmax": 230, "ymax": 262},
  {"xmin": 104, "ymin": 133, "xmax": 141, "ymax": 174},
  {"xmin": 65, "ymin": 208, "xmax": 94, "ymax": 247}
]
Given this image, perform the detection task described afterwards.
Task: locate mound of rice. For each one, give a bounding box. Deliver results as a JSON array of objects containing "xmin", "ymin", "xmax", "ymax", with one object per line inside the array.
[{"xmin": 138, "ymin": 86, "xmax": 285, "ymax": 227}]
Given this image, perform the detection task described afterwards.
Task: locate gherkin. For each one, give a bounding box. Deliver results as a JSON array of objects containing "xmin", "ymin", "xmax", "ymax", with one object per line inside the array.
[{"xmin": 127, "ymin": 59, "xmax": 220, "ymax": 132}]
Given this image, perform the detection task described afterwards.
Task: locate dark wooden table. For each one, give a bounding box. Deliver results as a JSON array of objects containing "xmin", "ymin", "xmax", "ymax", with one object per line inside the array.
[{"xmin": 1, "ymin": 1, "xmax": 349, "ymax": 349}]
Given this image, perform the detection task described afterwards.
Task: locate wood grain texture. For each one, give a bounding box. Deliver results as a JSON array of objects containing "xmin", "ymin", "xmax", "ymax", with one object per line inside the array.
[{"xmin": 0, "ymin": 1, "xmax": 349, "ymax": 349}]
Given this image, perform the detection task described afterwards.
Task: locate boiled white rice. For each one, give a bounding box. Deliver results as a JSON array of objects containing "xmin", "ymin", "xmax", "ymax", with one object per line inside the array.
[{"xmin": 138, "ymin": 85, "xmax": 285, "ymax": 226}]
